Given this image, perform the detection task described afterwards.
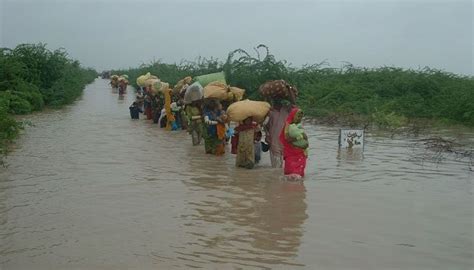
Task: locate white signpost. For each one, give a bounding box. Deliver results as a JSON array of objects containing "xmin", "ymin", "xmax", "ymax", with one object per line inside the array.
[{"xmin": 338, "ymin": 129, "xmax": 364, "ymax": 150}]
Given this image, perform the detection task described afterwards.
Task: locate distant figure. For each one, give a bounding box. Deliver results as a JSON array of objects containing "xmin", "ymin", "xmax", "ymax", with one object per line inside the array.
[
  {"xmin": 129, "ymin": 102, "xmax": 142, "ymax": 119},
  {"xmin": 118, "ymin": 80, "xmax": 127, "ymax": 95},
  {"xmin": 280, "ymin": 108, "xmax": 309, "ymax": 180}
]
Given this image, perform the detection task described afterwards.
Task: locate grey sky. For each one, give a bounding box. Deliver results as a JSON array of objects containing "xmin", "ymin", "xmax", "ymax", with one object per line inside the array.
[{"xmin": 1, "ymin": 0, "xmax": 472, "ymax": 75}]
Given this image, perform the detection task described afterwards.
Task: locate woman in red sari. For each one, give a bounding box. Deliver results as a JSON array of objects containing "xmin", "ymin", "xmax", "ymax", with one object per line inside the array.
[{"xmin": 279, "ymin": 107, "xmax": 309, "ymax": 180}]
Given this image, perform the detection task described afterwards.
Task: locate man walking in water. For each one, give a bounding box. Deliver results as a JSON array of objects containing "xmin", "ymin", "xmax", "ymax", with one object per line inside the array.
[{"xmin": 264, "ymin": 99, "xmax": 291, "ymax": 168}]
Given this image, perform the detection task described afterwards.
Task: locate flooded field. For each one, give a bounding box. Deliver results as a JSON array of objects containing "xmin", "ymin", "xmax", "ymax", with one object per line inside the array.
[{"xmin": 1, "ymin": 80, "xmax": 472, "ymax": 269}]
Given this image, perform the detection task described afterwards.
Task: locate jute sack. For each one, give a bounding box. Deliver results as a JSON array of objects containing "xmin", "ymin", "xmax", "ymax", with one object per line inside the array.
[
  {"xmin": 203, "ymin": 81, "xmax": 228, "ymax": 100},
  {"xmin": 227, "ymin": 86, "xmax": 245, "ymax": 102},
  {"xmin": 173, "ymin": 76, "xmax": 192, "ymax": 95},
  {"xmin": 226, "ymin": 99, "xmax": 271, "ymax": 123},
  {"xmin": 137, "ymin": 72, "xmax": 151, "ymax": 87},
  {"xmin": 151, "ymin": 82, "xmax": 170, "ymax": 95}
]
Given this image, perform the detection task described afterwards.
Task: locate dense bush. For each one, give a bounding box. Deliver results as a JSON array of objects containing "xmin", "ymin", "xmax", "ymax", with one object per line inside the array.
[
  {"xmin": 116, "ymin": 45, "xmax": 474, "ymax": 127},
  {"xmin": 0, "ymin": 43, "xmax": 97, "ymax": 156}
]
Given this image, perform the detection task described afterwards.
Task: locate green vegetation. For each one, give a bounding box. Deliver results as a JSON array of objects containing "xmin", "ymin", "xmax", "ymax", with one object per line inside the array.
[
  {"xmin": 0, "ymin": 43, "xmax": 96, "ymax": 157},
  {"xmin": 116, "ymin": 45, "xmax": 474, "ymax": 128}
]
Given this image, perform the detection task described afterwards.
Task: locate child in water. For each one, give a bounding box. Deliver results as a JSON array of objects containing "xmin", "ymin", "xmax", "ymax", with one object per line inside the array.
[{"xmin": 129, "ymin": 102, "xmax": 143, "ymax": 119}]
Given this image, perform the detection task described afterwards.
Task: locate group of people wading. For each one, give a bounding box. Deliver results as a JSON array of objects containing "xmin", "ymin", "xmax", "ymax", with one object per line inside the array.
[
  {"xmin": 112, "ymin": 75, "xmax": 309, "ymax": 180},
  {"xmin": 110, "ymin": 75, "xmax": 129, "ymax": 96}
]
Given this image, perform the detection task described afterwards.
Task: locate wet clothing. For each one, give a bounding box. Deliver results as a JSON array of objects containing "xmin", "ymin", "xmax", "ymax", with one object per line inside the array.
[
  {"xmin": 164, "ymin": 90, "xmax": 176, "ymax": 130},
  {"xmin": 180, "ymin": 110, "xmax": 188, "ymax": 130},
  {"xmin": 186, "ymin": 105, "xmax": 203, "ymax": 145},
  {"xmin": 216, "ymin": 122, "xmax": 226, "ymax": 156},
  {"xmin": 129, "ymin": 105, "xmax": 142, "ymax": 119},
  {"xmin": 231, "ymin": 134, "xmax": 239, "ymax": 154},
  {"xmin": 177, "ymin": 100, "xmax": 188, "ymax": 130},
  {"xmin": 235, "ymin": 123, "xmax": 257, "ymax": 169},
  {"xmin": 264, "ymin": 106, "xmax": 290, "ymax": 168},
  {"xmin": 151, "ymin": 96, "xmax": 162, "ymax": 124},
  {"xmin": 158, "ymin": 109, "xmax": 167, "ymax": 128},
  {"xmin": 254, "ymin": 141, "xmax": 262, "ymax": 164},
  {"xmin": 110, "ymin": 79, "xmax": 119, "ymax": 88},
  {"xmin": 171, "ymin": 102, "xmax": 181, "ymax": 130},
  {"xmin": 280, "ymin": 108, "xmax": 308, "ymax": 177},
  {"xmin": 136, "ymin": 93, "xmax": 144, "ymax": 110},
  {"xmin": 203, "ymin": 109, "xmax": 220, "ymax": 154},
  {"xmin": 270, "ymin": 151, "xmax": 284, "ymax": 169},
  {"xmin": 144, "ymin": 96, "xmax": 152, "ymax": 120},
  {"xmin": 118, "ymin": 81, "xmax": 127, "ymax": 95}
]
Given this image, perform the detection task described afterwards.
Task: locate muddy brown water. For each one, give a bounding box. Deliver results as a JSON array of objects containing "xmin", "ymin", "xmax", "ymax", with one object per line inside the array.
[{"xmin": 0, "ymin": 79, "xmax": 472, "ymax": 270}]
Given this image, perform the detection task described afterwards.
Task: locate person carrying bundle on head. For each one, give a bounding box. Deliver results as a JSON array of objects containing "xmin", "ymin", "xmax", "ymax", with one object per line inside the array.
[
  {"xmin": 235, "ymin": 117, "xmax": 258, "ymax": 169},
  {"xmin": 185, "ymin": 100, "xmax": 204, "ymax": 145}
]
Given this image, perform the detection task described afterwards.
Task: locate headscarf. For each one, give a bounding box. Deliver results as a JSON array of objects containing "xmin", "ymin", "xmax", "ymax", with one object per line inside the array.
[{"xmin": 285, "ymin": 107, "xmax": 300, "ymax": 125}]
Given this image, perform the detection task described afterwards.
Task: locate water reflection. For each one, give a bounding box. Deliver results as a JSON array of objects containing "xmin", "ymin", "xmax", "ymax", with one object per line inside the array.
[
  {"xmin": 336, "ymin": 147, "xmax": 364, "ymax": 164},
  {"xmin": 180, "ymin": 153, "xmax": 308, "ymax": 268},
  {"xmin": 0, "ymin": 184, "xmax": 11, "ymax": 265},
  {"xmin": 1, "ymin": 80, "xmax": 472, "ymax": 269}
]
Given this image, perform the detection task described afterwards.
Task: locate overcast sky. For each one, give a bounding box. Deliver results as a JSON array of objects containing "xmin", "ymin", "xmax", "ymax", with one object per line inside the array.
[{"xmin": 1, "ymin": 0, "xmax": 472, "ymax": 75}]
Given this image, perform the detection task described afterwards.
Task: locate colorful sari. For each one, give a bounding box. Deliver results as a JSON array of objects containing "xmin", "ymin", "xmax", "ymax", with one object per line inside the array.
[
  {"xmin": 185, "ymin": 105, "xmax": 203, "ymax": 146},
  {"xmin": 144, "ymin": 95, "xmax": 153, "ymax": 120},
  {"xmin": 164, "ymin": 89, "xmax": 175, "ymax": 130},
  {"xmin": 203, "ymin": 110, "xmax": 219, "ymax": 154},
  {"xmin": 216, "ymin": 123, "xmax": 226, "ymax": 156},
  {"xmin": 151, "ymin": 95, "xmax": 162, "ymax": 124},
  {"xmin": 279, "ymin": 108, "xmax": 308, "ymax": 177},
  {"xmin": 235, "ymin": 123, "xmax": 256, "ymax": 169}
]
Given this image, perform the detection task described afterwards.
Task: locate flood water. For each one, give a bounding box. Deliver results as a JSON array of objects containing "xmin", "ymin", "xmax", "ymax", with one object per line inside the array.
[{"xmin": 0, "ymin": 79, "xmax": 472, "ymax": 270}]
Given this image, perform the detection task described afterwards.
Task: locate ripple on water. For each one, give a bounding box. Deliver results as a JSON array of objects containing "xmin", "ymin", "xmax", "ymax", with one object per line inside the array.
[{"xmin": 0, "ymin": 80, "xmax": 472, "ymax": 270}]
